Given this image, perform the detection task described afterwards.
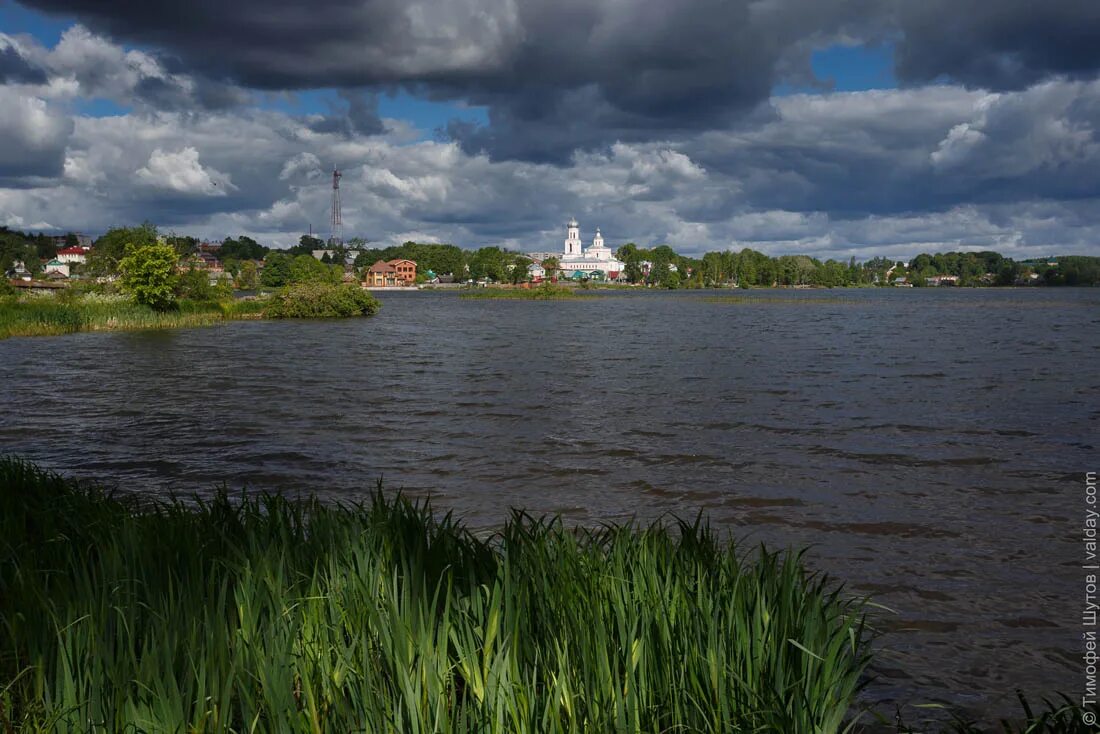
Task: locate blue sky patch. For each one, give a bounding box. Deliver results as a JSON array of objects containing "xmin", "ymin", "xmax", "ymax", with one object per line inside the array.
[{"xmin": 0, "ymin": 0, "xmax": 70, "ymax": 45}]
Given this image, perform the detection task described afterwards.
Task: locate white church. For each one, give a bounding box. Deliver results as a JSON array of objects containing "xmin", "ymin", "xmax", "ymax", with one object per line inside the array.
[{"xmin": 555, "ymin": 218, "xmax": 625, "ymax": 280}]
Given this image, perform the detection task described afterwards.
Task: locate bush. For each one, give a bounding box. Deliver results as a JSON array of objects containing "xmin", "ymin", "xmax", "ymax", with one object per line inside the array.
[
  {"xmin": 263, "ymin": 282, "xmax": 381, "ymax": 319},
  {"xmin": 177, "ymin": 267, "xmax": 219, "ymax": 301},
  {"xmin": 118, "ymin": 242, "xmax": 180, "ymax": 310}
]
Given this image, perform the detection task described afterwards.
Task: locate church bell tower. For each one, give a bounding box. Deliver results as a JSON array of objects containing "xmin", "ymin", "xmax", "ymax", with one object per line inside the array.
[{"xmin": 565, "ymin": 217, "xmax": 582, "ymax": 256}]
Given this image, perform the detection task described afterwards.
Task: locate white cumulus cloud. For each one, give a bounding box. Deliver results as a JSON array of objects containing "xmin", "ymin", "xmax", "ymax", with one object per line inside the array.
[{"xmin": 136, "ymin": 147, "xmax": 236, "ymax": 196}]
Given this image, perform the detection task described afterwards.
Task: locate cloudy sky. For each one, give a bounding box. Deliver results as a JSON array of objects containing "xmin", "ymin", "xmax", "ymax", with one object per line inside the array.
[{"xmin": 0, "ymin": 0, "xmax": 1098, "ymax": 258}]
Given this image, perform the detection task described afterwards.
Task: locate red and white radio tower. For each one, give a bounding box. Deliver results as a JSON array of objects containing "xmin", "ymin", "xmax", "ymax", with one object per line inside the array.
[{"xmin": 330, "ymin": 168, "xmax": 343, "ymax": 245}]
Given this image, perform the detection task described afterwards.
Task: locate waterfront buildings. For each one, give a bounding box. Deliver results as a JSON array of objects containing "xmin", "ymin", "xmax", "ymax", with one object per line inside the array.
[
  {"xmin": 555, "ymin": 219, "xmax": 625, "ymax": 280},
  {"xmin": 365, "ymin": 259, "xmax": 417, "ymax": 287}
]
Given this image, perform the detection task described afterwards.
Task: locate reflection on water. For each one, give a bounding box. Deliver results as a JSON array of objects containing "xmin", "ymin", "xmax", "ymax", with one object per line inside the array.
[{"xmin": 2, "ymin": 287, "xmax": 1098, "ymax": 718}]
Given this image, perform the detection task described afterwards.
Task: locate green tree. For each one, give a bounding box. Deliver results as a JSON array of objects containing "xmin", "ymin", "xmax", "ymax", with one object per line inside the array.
[
  {"xmin": 261, "ymin": 252, "xmax": 292, "ymax": 287},
  {"xmin": 509, "ymin": 255, "xmax": 531, "ymax": 284},
  {"xmin": 701, "ymin": 251, "xmax": 728, "ymax": 286},
  {"xmin": 119, "ymin": 242, "xmax": 179, "ymax": 310},
  {"xmin": 176, "ymin": 267, "xmax": 216, "ymax": 301},
  {"xmin": 235, "ymin": 260, "xmax": 259, "ymax": 290},
  {"xmin": 289, "ymin": 254, "xmax": 341, "ymax": 284},
  {"xmin": 614, "ymin": 243, "xmax": 647, "ymax": 284},
  {"xmin": 542, "ymin": 256, "xmax": 560, "ymax": 280},
  {"xmin": 615, "ymin": 243, "xmax": 638, "ymax": 263},
  {"xmin": 221, "ymin": 257, "xmax": 241, "ymax": 279},
  {"xmin": 33, "ymin": 233, "xmax": 56, "ymax": 262},
  {"xmin": 165, "ymin": 235, "xmax": 199, "ymax": 257},
  {"xmin": 289, "ymin": 235, "xmax": 325, "ymax": 256},
  {"xmin": 468, "ymin": 247, "xmax": 506, "ymax": 282},
  {"xmin": 0, "ymin": 227, "xmax": 41, "ymax": 275},
  {"xmin": 90, "ymin": 224, "xmax": 158, "ymax": 276},
  {"xmin": 219, "ymin": 236, "xmax": 268, "ymax": 261}
]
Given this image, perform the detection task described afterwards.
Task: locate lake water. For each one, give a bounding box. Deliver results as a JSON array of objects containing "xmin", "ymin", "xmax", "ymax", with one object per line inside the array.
[{"xmin": 2, "ymin": 287, "xmax": 1098, "ymax": 720}]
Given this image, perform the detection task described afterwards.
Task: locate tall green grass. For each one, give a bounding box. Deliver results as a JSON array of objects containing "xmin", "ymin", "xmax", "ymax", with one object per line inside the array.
[
  {"xmin": 0, "ymin": 458, "xmax": 870, "ymax": 733},
  {"xmin": 460, "ymin": 285, "xmax": 594, "ymax": 300},
  {"xmin": 0, "ymin": 295, "xmax": 265, "ymax": 340}
]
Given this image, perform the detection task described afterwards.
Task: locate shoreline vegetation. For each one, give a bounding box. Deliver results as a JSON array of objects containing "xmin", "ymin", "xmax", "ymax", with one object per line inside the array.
[
  {"xmin": 0, "ymin": 459, "xmax": 1092, "ymax": 732},
  {"xmin": 6, "ymin": 224, "xmax": 1100, "ymax": 300},
  {"xmin": 460, "ymin": 284, "xmax": 595, "ymax": 300},
  {"xmin": 0, "ymin": 283, "xmax": 380, "ymax": 340}
]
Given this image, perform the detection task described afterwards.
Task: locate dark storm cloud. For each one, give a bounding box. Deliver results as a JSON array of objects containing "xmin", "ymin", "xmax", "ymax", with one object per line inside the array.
[
  {"xmin": 14, "ymin": 0, "xmax": 860, "ymax": 160},
  {"xmin": 308, "ymin": 89, "xmax": 386, "ymax": 137},
  {"xmin": 895, "ymin": 0, "xmax": 1100, "ymax": 90},
  {"xmin": 0, "ymin": 43, "xmax": 48, "ymax": 84},
  {"xmin": 688, "ymin": 81, "xmax": 1100, "ymax": 219},
  {"xmin": 14, "ymin": 0, "xmax": 1100, "ymax": 160},
  {"xmin": 129, "ymin": 74, "xmax": 247, "ymax": 111}
]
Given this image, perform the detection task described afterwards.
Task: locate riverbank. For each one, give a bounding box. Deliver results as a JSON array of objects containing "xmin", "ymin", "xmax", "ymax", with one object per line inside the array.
[
  {"xmin": 0, "ymin": 283, "xmax": 380, "ymax": 340},
  {"xmin": 0, "ymin": 458, "xmax": 869, "ymax": 732},
  {"xmin": 0, "ymin": 458, "xmax": 1091, "ymax": 732},
  {"xmin": 0, "ymin": 295, "xmax": 265, "ymax": 339}
]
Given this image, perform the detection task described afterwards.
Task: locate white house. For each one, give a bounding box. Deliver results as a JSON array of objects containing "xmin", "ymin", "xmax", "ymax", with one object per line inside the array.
[
  {"xmin": 527, "ymin": 261, "xmax": 546, "ymax": 280},
  {"xmin": 43, "ymin": 259, "xmax": 70, "ymax": 278},
  {"xmin": 56, "ymin": 246, "xmax": 88, "ymax": 264},
  {"xmin": 10, "ymin": 260, "xmax": 31, "ymax": 280}
]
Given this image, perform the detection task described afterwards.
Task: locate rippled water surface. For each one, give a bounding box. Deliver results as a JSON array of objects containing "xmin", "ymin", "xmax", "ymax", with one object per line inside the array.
[{"xmin": 2, "ymin": 288, "xmax": 1098, "ymax": 717}]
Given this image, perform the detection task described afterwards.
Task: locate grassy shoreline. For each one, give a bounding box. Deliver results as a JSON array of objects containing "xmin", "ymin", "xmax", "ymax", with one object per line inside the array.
[
  {"xmin": 1, "ymin": 460, "xmax": 1091, "ymax": 732},
  {"xmin": 0, "ymin": 295, "xmax": 266, "ymax": 339},
  {"xmin": 0, "ymin": 283, "xmax": 381, "ymax": 340},
  {"xmin": 460, "ymin": 284, "xmax": 595, "ymax": 300},
  {"xmin": 1, "ymin": 458, "xmax": 870, "ymax": 732}
]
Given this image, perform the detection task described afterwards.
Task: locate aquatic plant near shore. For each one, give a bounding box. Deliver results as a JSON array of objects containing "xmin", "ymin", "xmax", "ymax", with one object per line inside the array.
[
  {"xmin": 0, "ymin": 458, "xmax": 869, "ymax": 733},
  {"xmin": 0, "ymin": 294, "xmax": 265, "ymax": 340},
  {"xmin": 460, "ymin": 284, "xmax": 594, "ymax": 300}
]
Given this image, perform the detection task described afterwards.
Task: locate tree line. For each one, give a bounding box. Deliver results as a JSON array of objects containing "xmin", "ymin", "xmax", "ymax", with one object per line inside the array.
[
  {"xmin": 615, "ymin": 245, "xmax": 1100, "ymax": 288},
  {"xmin": 5, "ymin": 224, "xmax": 1099, "ymax": 288}
]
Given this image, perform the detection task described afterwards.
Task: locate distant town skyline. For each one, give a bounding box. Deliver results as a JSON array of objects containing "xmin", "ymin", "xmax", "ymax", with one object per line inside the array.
[{"xmin": 0, "ymin": 0, "xmax": 1098, "ymax": 260}]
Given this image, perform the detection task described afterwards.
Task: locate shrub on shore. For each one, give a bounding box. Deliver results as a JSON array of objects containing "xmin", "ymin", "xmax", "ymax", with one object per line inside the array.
[
  {"xmin": 118, "ymin": 242, "xmax": 180, "ymax": 310},
  {"xmin": 0, "ymin": 458, "xmax": 869, "ymax": 733},
  {"xmin": 263, "ymin": 281, "xmax": 381, "ymax": 318}
]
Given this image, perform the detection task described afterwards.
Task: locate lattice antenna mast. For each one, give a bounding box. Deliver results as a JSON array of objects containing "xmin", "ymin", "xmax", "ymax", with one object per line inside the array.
[{"xmin": 330, "ymin": 168, "xmax": 343, "ymax": 245}]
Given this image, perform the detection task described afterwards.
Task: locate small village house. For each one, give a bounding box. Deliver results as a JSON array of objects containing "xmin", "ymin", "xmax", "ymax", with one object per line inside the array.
[
  {"xmin": 56, "ymin": 246, "xmax": 89, "ymax": 264},
  {"xmin": 183, "ymin": 252, "xmax": 224, "ymax": 274},
  {"xmin": 42, "ymin": 259, "xmax": 70, "ymax": 278},
  {"xmin": 9, "ymin": 260, "xmax": 32, "ymax": 281}
]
